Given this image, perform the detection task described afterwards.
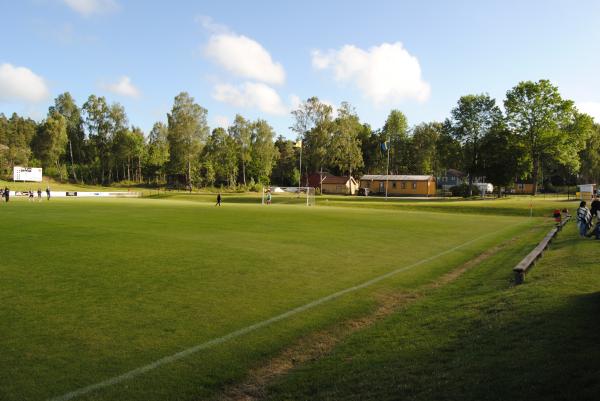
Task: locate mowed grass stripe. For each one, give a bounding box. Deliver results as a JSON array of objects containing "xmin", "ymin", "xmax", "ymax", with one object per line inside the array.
[{"xmin": 0, "ymin": 198, "xmax": 531, "ymax": 400}]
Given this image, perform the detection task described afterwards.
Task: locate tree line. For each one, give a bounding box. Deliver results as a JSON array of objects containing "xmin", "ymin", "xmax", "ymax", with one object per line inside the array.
[{"xmin": 1, "ymin": 79, "xmax": 599, "ymax": 194}]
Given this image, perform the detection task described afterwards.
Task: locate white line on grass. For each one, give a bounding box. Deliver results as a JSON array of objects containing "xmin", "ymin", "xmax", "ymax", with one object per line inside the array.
[{"xmin": 48, "ymin": 224, "xmax": 522, "ymax": 401}]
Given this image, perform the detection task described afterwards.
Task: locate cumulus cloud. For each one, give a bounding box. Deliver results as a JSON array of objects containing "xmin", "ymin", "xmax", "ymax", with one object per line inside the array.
[
  {"xmin": 204, "ymin": 31, "xmax": 285, "ymax": 85},
  {"xmin": 214, "ymin": 115, "xmax": 230, "ymax": 128},
  {"xmin": 311, "ymin": 42, "xmax": 431, "ymax": 105},
  {"xmin": 102, "ymin": 76, "xmax": 141, "ymax": 98},
  {"xmin": 62, "ymin": 0, "xmax": 119, "ymax": 17},
  {"xmin": 0, "ymin": 63, "xmax": 50, "ymax": 103},
  {"xmin": 213, "ymin": 82, "xmax": 288, "ymax": 115},
  {"xmin": 577, "ymin": 102, "xmax": 600, "ymax": 122}
]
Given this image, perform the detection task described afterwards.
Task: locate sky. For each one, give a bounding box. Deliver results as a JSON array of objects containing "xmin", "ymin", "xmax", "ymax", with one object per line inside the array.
[{"xmin": 2, "ymin": 0, "xmax": 600, "ymax": 138}]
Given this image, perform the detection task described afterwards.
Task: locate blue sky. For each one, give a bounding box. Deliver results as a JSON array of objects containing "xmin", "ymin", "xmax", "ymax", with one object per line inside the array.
[{"xmin": 2, "ymin": 0, "xmax": 600, "ymax": 138}]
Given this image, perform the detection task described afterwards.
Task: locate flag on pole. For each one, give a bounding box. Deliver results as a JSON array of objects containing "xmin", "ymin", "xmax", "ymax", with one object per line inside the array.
[
  {"xmin": 381, "ymin": 141, "xmax": 389, "ymax": 152},
  {"xmin": 294, "ymin": 140, "xmax": 303, "ymax": 148}
]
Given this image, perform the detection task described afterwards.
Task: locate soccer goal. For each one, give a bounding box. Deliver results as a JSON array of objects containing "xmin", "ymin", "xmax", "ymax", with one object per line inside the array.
[{"xmin": 261, "ymin": 186, "xmax": 316, "ymax": 206}]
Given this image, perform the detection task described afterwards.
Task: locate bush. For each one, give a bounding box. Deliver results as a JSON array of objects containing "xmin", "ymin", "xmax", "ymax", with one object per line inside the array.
[{"xmin": 450, "ymin": 184, "xmax": 479, "ymax": 198}]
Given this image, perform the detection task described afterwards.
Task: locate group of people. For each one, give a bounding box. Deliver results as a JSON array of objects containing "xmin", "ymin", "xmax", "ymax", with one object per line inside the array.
[
  {"xmin": 576, "ymin": 196, "xmax": 600, "ymax": 239},
  {"xmin": 1, "ymin": 187, "xmax": 51, "ymax": 203}
]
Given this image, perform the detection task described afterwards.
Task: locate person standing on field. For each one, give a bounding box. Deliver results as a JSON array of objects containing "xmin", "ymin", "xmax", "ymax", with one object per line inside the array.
[
  {"xmin": 37, "ymin": 188, "xmax": 42, "ymax": 201},
  {"xmin": 216, "ymin": 193, "xmax": 222, "ymax": 206},
  {"xmin": 587, "ymin": 196, "xmax": 600, "ymax": 239},
  {"xmin": 576, "ymin": 201, "xmax": 591, "ymax": 238},
  {"xmin": 46, "ymin": 186, "xmax": 51, "ymax": 200},
  {"xmin": 3, "ymin": 187, "xmax": 9, "ymax": 202}
]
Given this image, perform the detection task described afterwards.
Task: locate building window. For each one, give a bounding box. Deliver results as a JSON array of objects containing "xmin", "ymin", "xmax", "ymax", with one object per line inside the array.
[
  {"xmin": 412, "ymin": 182, "xmax": 417, "ymax": 190},
  {"xmin": 401, "ymin": 182, "xmax": 406, "ymax": 189}
]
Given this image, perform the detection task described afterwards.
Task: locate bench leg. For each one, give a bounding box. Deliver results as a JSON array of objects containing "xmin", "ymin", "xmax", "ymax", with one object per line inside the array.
[{"xmin": 514, "ymin": 271, "xmax": 524, "ymax": 285}]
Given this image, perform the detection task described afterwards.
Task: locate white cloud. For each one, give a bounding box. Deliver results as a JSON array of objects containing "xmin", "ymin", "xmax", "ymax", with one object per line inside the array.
[
  {"xmin": 102, "ymin": 76, "xmax": 141, "ymax": 98},
  {"xmin": 577, "ymin": 102, "xmax": 600, "ymax": 122},
  {"xmin": 0, "ymin": 63, "xmax": 50, "ymax": 103},
  {"xmin": 62, "ymin": 0, "xmax": 119, "ymax": 17},
  {"xmin": 204, "ymin": 32, "xmax": 285, "ymax": 85},
  {"xmin": 214, "ymin": 115, "xmax": 230, "ymax": 128},
  {"xmin": 311, "ymin": 42, "xmax": 431, "ymax": 105},
  {"xmin": 213, "ymin": 82, "xmax": 288, "ymax": 115},
  {"xmin": 195, "ymin": 15, "xmax": 231, "ymax": 35}
]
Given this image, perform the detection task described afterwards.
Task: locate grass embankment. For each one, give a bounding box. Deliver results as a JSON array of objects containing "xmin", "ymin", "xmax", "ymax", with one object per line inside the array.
[
  {"xmin": 1, "ymin": 197, "xmax": 537, "ymax": 401},
  {"xmin": 263, "ymin": 222, "xmax": 600, "ymax": 401}
]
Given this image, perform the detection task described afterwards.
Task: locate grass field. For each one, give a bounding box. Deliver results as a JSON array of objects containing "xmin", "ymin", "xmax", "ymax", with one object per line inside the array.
[
  {"xmin": 262, "ymin": 222, "xmax": 600, "ymax": 401},
  {"xmin": 0, "ymin": 194, "xmax": 590, "ymax": 400}
]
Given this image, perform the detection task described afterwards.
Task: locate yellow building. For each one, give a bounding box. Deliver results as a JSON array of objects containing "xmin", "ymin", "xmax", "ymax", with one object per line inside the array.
[
  {"xmin": 359, "ymin": 175, "xmax": 437, "ymax": 196},
  {"xmin": 321, "ymin": 176, "xmax": 358, "ymax": 195},
  {"xmin": 514, "ymin": 182, "xmax": 536, "ymax": 194}
]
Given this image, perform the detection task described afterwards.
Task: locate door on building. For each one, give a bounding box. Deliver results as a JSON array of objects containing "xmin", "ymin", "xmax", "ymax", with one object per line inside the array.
[{"xmin": 379, "ymin": 181, "xmax": 385, "ymax": 193}]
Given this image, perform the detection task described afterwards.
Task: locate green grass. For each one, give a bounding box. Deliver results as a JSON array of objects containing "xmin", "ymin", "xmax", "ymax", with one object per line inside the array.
[
  {"xmin": 1, "ymin": 194, "xmax": 589, "ymax": 401},
  {"xmin": 146, "ymin": 191, "xmax": 577, "ymax": 218},
  {"xmin": 0, "ymin": 195, "xmax": 548, "ymax": 401},
  {"xmin": 263, "ymin": 222, "xmax": 600, "ymax": 401}
]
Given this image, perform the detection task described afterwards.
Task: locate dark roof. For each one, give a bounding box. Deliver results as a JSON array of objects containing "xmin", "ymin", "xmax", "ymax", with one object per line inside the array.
[
  {"xmin": 446, "ymin": 169, "xmax": 465, "ymax": 177},
  {"xmin": 322, "ymin": 176, "xmax": 354, "ymax": 184}
]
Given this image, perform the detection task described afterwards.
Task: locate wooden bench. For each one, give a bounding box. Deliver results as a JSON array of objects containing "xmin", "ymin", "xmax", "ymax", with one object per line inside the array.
[{"xmin": 513, "ymin": 216, "xmax": 570, "ymax": 284}]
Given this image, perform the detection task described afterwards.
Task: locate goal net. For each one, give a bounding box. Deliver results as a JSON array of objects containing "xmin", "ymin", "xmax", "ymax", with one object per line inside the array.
[{"xmin": 262, "ymin": 186, "xmax": 316, "ymax": 206}]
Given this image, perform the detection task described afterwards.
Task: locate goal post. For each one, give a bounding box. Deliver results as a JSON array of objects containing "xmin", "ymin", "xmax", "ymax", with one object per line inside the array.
[{"xmin": 261, "ymin": 186, "xmax": 316, "ymax": 206}]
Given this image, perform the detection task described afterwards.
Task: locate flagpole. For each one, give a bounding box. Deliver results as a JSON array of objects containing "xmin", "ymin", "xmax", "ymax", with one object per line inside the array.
[
  {"xmin": 385, "ymin": 141, "xmax": 390, "ymax": 200},
  {"xmin": 299, "ymin": 141, "xmax": 302, "ymax": 192}
]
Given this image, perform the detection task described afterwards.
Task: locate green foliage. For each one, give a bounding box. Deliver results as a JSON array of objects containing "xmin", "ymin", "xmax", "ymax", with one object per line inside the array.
[
  {"xmin": 204, "ymin": 127, "xmax": 238, "ymax": 186},
  {"xmin": 272, "ymin": 135, "xmax": 298, "ymax": 185},
  {"xmin": 167, "ymin": 92, "xmax": 209, "ymax": 185},
  {"xmin": 504, "ymin": 80, "xmax": 583, "ymax": 194},
  {"xmin": 1, "ymin": 78, "xmax": 598, "ymax": 190},
  {"xmin": 449, "ymin": 183, "xmax": 479, "ymax": 197},
  {"xmin": 448, "ymin": 93, "xmax": 503, "ymax": 191},
  {"xmin": 32, "ymin": 111, "xmax": 68, "ymax": 176},
  {"xmin": 228, "ymin": 114, "xmax": 253, "ymax": 185},
  {"xmin": 382, "ymin": 109, "xmax": 410, "ymax": 173},
  {"xmin": 411, "ymin": 122, "xmax": 442, "ymax": 174},
  {"xmin": 248, "ymin": 119, "xmax": 278, "ymax": 184},
  {"xmin": 579, "ymin": 123, "xmax": 600, "ymax": 183},
  {"xmin": 328, "ymin": 102, "xmax": 364, "ymax": 175},
  {"xmin": 290, "ymin": 96, "xmax": 334, "ymax": 173}
]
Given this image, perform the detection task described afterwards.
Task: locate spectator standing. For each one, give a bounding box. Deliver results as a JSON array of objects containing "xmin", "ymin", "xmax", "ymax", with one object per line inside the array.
[{"xmin": 576, "ymin": 201, "xmax": 592, "ymax": 238}]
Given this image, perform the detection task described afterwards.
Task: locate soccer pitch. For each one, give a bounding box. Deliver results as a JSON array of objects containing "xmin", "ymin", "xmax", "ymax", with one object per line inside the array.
[{"xmin": 1, "ymin": 197, "xmax": 531, "ymax": 401}]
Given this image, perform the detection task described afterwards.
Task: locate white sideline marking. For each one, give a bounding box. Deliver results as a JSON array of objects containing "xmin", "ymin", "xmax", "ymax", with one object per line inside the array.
[{"xmin": 47, "ymin": 226, "xmax": 517, "ymax": 401}]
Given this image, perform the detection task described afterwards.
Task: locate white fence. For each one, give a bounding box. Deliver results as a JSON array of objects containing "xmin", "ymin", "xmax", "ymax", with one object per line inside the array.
[{"xmin": 8, "ymin": 191, "xmax": 140, "ymax": 198}]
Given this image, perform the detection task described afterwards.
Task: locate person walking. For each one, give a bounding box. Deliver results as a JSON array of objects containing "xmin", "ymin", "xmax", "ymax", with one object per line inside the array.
[
  {"xmin": 576, "ymin": 201, "xmax": 592, "ymax": 238},
  {"xmin": 46, "ymin": 186, "xmax": 51, "ymax": 200},
  {"xmin": 37, "ymin": 188, "xmax": 42, "ymax": 201},
  {"xmin": 3, "ymin": 187, "xmax": 9, "ymax": 202},
  {"xmin": 216, "ymin": 193, "xmax": 222, "ymax": 206}
]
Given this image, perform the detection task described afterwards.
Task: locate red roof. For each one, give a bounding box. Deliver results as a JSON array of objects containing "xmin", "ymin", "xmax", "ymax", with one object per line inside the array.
[{"xmin": 322, "ymin": 176, "xmax": 353, "ymax": 184}]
